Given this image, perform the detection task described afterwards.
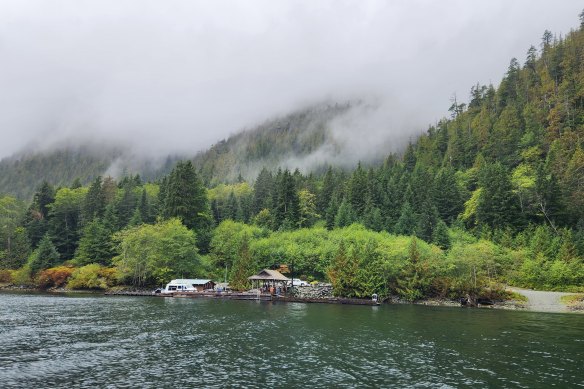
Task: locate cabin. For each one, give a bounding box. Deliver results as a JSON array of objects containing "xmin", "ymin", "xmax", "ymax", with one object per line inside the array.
[
  {"xmin": 248, "ymin": 269, "xmax": 290, "ymax": 294},
  {"xmin": 163, "ymin": 279, "xmax": 216, "ymax": 293}
]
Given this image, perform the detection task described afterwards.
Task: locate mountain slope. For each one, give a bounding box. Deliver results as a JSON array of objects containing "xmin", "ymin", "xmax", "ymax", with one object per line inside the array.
[{"xmin": 0, "ymin": 102, "xmax": 356, "ymax": 198}]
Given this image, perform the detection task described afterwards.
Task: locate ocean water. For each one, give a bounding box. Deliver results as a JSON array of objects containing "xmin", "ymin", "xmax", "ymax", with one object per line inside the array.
[{"xmin": 0, "ymin": 292, "xmax": 583, "ymax": 388}]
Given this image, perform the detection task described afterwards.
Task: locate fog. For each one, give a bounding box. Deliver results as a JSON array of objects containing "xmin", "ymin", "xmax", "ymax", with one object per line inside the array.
[{"xmin": 0, "ymin": 0, "xmax": 582, "ymax": 160}]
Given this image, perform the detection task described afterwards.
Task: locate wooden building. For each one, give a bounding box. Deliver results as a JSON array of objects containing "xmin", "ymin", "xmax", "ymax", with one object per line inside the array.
[{"xmin": 248, "ymin": 269, "xmax": 290, "ymax": 293}]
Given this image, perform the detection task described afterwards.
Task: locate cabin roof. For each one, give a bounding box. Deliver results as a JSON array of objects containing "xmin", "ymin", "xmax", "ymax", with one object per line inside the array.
[{"xmin": 248, "ymin": 269, "xmax": 290, "ymax": 281}]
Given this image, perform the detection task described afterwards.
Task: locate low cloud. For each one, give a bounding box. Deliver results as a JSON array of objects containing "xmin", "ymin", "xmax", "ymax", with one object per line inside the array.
[{"xmin": 0, "ymin": 0, "xmax": 582, "ymax": 161}]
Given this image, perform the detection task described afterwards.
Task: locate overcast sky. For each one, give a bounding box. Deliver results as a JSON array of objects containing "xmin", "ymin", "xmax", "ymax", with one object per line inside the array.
[{"xmin": 0, "ymin": 0, "xmax": 582, "ymax": 159}]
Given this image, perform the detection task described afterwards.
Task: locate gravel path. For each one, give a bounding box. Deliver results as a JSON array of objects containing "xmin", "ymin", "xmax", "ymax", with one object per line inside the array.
[{"xmin": 507, "ymin": 287, "xmax": 576, "ymax": 313}]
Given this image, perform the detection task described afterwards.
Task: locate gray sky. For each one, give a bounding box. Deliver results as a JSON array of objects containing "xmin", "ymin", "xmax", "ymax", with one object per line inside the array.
[{"xmin": 0, "ymin": 0, "xmax": 582, "ymax": 159}]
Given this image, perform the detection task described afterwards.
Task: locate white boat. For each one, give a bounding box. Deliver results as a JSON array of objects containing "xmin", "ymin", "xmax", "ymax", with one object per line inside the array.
[{"xmin": 161, "ymin": 279, "xmax": 216, "ymax": 294}]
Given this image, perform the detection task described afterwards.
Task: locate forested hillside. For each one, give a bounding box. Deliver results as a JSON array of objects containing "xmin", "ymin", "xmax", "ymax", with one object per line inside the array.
[
  {"xmin": 1, "ymin": 14, "xmax": 584, "ymax": 299},
  {"xmin": 0, "ymin": 104, "xmax": 352, "ymax": 199},
  {"xmin": 193, "ymin": 102, "xmax": 353, "ymax": 185},
  {"xmin": 0, "ymin": 147, "xmax": 116, "ymax": 199}
]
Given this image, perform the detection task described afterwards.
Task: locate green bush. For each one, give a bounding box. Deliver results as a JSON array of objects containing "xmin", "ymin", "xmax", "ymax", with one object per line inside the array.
[
  {"xmin": 67, "ymin": 264, "xmax": 108, "ymax": 290},
  {"xmin": 11, "ymin": 265, "xmax": 33, "ymax": 286}
]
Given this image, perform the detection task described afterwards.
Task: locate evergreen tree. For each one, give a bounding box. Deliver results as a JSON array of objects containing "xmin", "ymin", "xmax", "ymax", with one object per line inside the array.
[
  {"xmin": 84, "ymin": 176, "xmax": 105, "ymax": 221},
  {"xmin": 74, "ymin": 218, "xmax": 114, "ymax": 266},
  {"xmin": 325, "ymin": 196, "xmax": 339, "ymax": 230},
  {"xmin": 334, "ymin": 199, "xmax": 355, "ymax": 228},
  {"xmin": 432, "ymin": 220, "xmax": 451, "ymax": 250},
  {"xmin": 226, "ymin": 191, "xmax": 238, "ymax": 220},
  {"xmin": 416, "ymin": 201, "xmax": 439, "ymax": 242},
  {"xmin": 433, "ymin": 167, "xmax": 463, "ymax": 224},
  {"xmin": 252, "ymin": 168, "xmax": 273, "ymax": 215},
  {"xmin": 117, "ymin": 184, "xmax": 138, "ymax": 228},
  {"xmin": 138, "ymin": 188, "xmax": 152, "ymax": 224},
  {"xmin": 29, "ymin": 233, "xmax": 59, "ymax": 274},
  {"xmin": 347, "ymin": 163, "xmax": 368, "ymax": 218},
  {"xmin": 363, "ymin": 206, "xmax": 383, "ymax": 232},
  {"xmin": 476, "ymin": 162, "xmax": 521, "ymax": 230},
  {"xmin": 163, "ymin": 161, "xmax": 213, "ymax": 251},
  {"xmin": 229, "ymin": 236, "xmax": 255, "ymax": 291},
  {"xmin": 128, "ymin": 208, "xmax": 143, "ymax": 228},
  {"xmin": 0, "ymin": 227, "xmax": 31, "ymax": 269},
  {"xmin": 25, "ymin": 182, "xmax": 55, "ymax": 248},
  {"xmin": 394, "ymin": 201, "xmax": 418, "ymax": 236},
  {"xmin": 272, "ymin": 169, "xmax": 300, "ymax": 230},
  {"xmin": 317, "ymin": 166, "xmax": 335, "ymax": 216}
]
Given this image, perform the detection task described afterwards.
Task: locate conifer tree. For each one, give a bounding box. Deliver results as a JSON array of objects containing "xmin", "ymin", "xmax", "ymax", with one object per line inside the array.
[
  {"xmin": 74, "ymin": 218, "xmax": 114, "ymax": 266},
  {"xmin": 84, "ymin": 176, "xmax": 105, "ymax": 221},
  {"xmin": 432, "ymin": 220, "xmax": 451, "ymax": 250},
  {"xmin": 394, "ymin": 201, "xmax": 417, "ymax": 236},
  {"xmin": 29, "ymin": 233, "xmax": 59, "ymax": 274},
  {"xmin": 434, "ymin": 167, "xmax": 463, "ymax": 224},
  {"xmin": 252, "ymin": 168, "xmax": 273, "ymax": 215}
]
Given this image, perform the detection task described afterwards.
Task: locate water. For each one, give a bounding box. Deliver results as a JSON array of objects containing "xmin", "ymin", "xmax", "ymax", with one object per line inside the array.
[{"xmin": 1, "ymin": 292, "xmax": 583, "ymax": 388}]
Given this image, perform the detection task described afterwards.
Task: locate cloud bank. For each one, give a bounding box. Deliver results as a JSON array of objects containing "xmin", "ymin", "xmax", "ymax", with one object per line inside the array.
[{"xmin": 0, "ymin": 0, "xmax": 582, "ymax": 160}]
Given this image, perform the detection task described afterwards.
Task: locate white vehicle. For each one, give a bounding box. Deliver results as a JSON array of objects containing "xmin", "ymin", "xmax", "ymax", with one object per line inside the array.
[
  {"xmin": 161, "ymin": 279, "xmax": 215, "ymax": 294},
  {"xmin": 289, "ymin": 279, "xmax": 310, "ymax": 287}
]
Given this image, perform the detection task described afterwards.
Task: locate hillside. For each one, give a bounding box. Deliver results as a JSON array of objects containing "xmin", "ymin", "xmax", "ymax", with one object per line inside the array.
[
  {"xmin": 194, "ymin": 102, "xmax": 355, "ymax": 185},
  {"xmin": 0, "ymin": 102, "xmax": 356, "ymax": 198},
  {"xmin": 0, "ymin": 145, "xmax": 182, "ymax": 199}
]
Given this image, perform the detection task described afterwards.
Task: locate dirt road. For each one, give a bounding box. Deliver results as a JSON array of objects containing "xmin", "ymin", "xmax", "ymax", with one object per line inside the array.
[{"xmin": 507, "ymin": 287, "xmax": 577, "ymax": 313}]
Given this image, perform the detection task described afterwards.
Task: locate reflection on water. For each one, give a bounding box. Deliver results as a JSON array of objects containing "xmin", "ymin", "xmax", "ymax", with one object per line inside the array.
[{"xmin": 0, "ymin": 292, "xmax": 583, "ymax": 388}]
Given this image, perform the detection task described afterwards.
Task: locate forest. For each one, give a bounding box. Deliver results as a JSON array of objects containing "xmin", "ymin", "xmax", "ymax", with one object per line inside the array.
[{"xmin": 1, "ymin": 14, "xmax": 584, "ymax": 301}]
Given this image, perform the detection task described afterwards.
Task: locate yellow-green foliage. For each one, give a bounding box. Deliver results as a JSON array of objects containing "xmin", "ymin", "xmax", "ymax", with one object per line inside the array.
[
  {"xmin": 113, "ymin": 218, "xmax": 200, "ymax": 286},
  {"xmin": 67, "ymin": 264, "xmax": 110, "ymax": 290},
  {"xmin": 11, "ymin": 265, "xmax": 33, "ymax": 286},
  {"xmin": 213, "ymin": 222, "xmax": 445, "ymax": 299},
  {"xmin": 461, "ymin": 188, "xmax": 481, "ymax": 226},
  {"xmin": 208, "ymin": 183, "xmax": 252, "ymax": 202}
]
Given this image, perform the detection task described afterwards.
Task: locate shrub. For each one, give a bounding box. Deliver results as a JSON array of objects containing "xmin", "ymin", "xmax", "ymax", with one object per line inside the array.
[
  {"xmin": 36, "ymin": 266, "xmax": 74, "ymax": 289},
  {"xmin": 98, "ymin": 267, "xmax": 119, "ymax": 287},
  {"xmin": 67, "ymin": 264, "xmax": 108, "ymax": 290},
  {"xmin": 0, "ymin": 269, "xmax": 13, "ymax": 283},
  {"xmin": 11, "ymin": 265, "xmax": 33, "ymax": 286}
]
